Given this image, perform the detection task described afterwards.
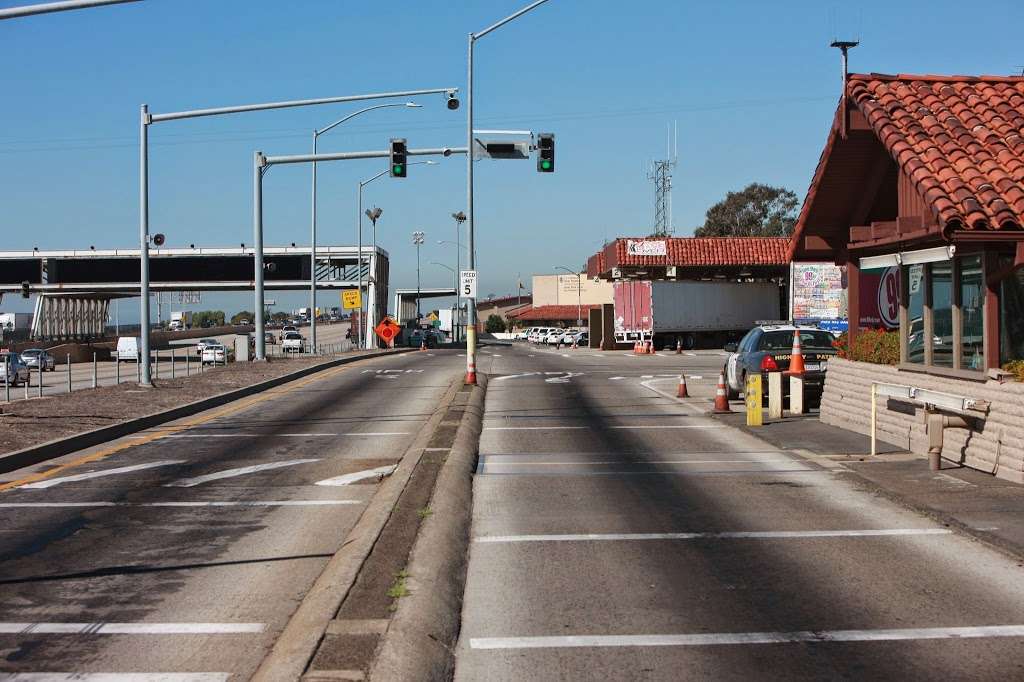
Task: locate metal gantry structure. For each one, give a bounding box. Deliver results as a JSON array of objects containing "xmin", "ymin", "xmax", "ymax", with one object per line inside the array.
[{"xmin": 648, "ymin": 122, "xmax": 678, "ymax": 237}]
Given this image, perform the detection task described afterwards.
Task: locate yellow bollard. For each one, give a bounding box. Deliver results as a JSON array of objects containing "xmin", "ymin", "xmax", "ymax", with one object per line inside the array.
[{"xmin": 746, "ymin": 374, "xmax": 763, "ymax": 427}]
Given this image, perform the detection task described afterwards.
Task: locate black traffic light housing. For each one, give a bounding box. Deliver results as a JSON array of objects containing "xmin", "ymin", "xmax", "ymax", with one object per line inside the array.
[
  {"xmin": 21, "ymin": 281, "xmax": 30, "ymax": 299},
  {"xmin": 537, "ymin": 133, "xmax": 555, "ymax": 173},
  {"xmin": 390, "ymin": 138, "xmax": 407, "ymax": 178}
]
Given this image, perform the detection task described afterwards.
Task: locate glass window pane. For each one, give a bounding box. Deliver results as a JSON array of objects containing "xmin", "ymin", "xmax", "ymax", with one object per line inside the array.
[
  {"xmin": 906, "ymin": 264, "xmax": 925, "ymax": 363},
  {"xmin": 931, "ymin": 262, "xmax": 953, "ymax": 367},
  {"xmin": 1002, "ymin": 266, "xmax": 1024, "ymax": 365},
  {"xmin": 960, "ymin": 255, "xmax": 984, "ymax": 370}
]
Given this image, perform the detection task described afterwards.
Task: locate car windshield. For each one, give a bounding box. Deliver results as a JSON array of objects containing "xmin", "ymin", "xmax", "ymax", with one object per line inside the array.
[
  {"xmin": 284, "ymin": 333, "xmax": 301, "ymax": 340},
  {"xmin": 759, "ymin": 330, "xmax": 836, "ymax": 351},
  {"xmin": 22, "ymin": 349, "xmax": 40, "ymax": 356},
  {"xmin": 199, "ymin": 339, "xmax": 216, "ymax": 344}
]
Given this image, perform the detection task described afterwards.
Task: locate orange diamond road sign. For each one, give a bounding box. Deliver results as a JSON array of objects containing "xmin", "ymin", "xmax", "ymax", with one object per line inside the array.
[{"xmin": 375, "ymin": 317, "xmax": 401, "ymax": 345}]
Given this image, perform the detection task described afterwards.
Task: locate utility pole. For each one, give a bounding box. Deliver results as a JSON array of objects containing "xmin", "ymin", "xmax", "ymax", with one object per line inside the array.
[{"xmin": 413, "ymin": 231, "xmax": 425, "ymax": 320}]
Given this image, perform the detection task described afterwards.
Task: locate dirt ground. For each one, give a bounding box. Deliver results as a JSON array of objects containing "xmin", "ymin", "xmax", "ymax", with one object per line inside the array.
[{"xmin": 0, "ymin": 354, "xmax": 365, "ymax": 455}]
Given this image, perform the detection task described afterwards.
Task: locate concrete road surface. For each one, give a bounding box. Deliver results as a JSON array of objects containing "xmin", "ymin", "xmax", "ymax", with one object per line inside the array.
[
  {"xmin": 0, "ymin": 349, "xmax": 461, "ymax": 679},
  {"xmin": 455, "ymin": 343, "xmax": 1024, "ymax": 680}
]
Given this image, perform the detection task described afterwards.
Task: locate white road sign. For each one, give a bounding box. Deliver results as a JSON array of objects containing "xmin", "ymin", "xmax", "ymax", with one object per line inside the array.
[{"xmin": 460, "ymin": 270, "xmax": 478, "ymax": 299}]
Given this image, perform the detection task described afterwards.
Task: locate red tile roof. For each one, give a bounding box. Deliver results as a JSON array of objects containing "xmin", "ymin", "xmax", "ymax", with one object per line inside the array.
[
  {"xmin": 476, "ymin": 294, "xmax": 532, "ymax": 309},
  {"xmin": 604, "ymin": 237, "xmax": 790, "ymax": 269},
  {"xmin": 510, "ymin": 304, "xmax": 599, "ymax": 321},
  {"xmin": 847, "ymin": 74, "xmax": 1024, "ymax": 232}
]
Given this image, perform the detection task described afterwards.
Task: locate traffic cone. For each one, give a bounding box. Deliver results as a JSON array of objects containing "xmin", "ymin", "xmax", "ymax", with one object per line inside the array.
[
  {"xmin": 633, "ymin": 341, "xmax": 639, "ymax": 354},
  {"xmin": 645, "ymin": 340, "xmax": 653, "ymax": 355},
  {"xmin": 676, "ymin": 373, "xmax": 689, "ymax": 398},
  {"xmin": 788, "ymin": 329, "xmax": 805, "ymax": 375},
  {"xmin": 713, "ymin": 371, "xmax": 732, "ymax": 413},
  {"xmin": 675, "ymin": 339, "xmax": 682, "ymax": 354},
  {"xmin": 420, "ymin": 339, "xmax": 427, "ymax": 352}
]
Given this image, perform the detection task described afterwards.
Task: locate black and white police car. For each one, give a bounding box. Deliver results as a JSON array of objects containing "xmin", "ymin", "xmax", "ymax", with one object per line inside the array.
[{"xmin": 723, "ymin": 323, "xmax": 839, "ymax": 403}]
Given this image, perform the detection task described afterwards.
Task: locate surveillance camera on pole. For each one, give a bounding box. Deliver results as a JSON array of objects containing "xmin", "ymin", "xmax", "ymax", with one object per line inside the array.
[
  {"xmin": 446, "ymin": 90, "xmax": 460, "ymax": 110},
  {"xmin": 151, "ymin": 233, "xmax": 166, "ymax": 247}
]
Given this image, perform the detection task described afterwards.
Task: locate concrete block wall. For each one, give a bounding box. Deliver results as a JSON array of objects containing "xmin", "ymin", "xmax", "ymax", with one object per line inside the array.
[{"xmin": 821, "ymin": 358, "xmax": 1024, "ymax": 484}]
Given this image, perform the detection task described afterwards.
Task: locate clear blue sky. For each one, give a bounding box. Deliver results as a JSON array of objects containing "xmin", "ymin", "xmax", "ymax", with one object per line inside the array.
[{"xmin": 2, "ymin": 0, "xmax": 1022, "ymax": 321}]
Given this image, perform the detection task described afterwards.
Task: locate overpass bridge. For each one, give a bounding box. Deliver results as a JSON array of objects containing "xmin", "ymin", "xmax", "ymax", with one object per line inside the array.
[{"xmin": 0, "ymin": 245, "xmax": 387, "ymax": 340}]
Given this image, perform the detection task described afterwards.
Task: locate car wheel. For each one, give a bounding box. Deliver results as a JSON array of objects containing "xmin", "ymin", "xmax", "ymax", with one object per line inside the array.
[{"xmin": 725, "ymin": 367, "xmax": 740, "ymax": 400}]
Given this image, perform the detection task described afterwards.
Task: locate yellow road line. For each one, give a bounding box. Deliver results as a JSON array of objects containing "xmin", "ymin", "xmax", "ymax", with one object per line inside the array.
[{"xmin": 0, "ymin": 362, "xmax": 360, "ymax": 493}]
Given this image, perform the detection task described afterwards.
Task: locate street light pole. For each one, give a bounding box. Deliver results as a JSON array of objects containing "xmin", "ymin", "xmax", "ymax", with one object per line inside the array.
[
  {"xmin": 362, "ymin": 207, "xmax": 381, "ymax": 350},
  {"xmin": 465, "ymin": 0, "xmax": 552, "ymax": 385},
  {"xmin": 451, "ymin": 211, "xmax": 466, "ymax": 341},
  {"xmin": 431, "ymin": 261, "xmax": 457, "ymax": 339},
  {"xmin": 311, "ymin": 102, "xmax": 422, "ymax": 353},
  {"xmin": 413, "ymin": 232, "xmax": 425, "ymax": 320}
]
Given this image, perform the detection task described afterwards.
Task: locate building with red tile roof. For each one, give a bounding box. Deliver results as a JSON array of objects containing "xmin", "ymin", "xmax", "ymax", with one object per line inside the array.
[
  {"xmin": 791, "ymin": 72, "xmax": 1024, "ymax": 373},
  {"xmin": 587, "ymin": 236, "xmax": 790, "ymax": 281},
  {"xmin": 509, "ymin": 304, "xmax": 599, "ymax": 325}
]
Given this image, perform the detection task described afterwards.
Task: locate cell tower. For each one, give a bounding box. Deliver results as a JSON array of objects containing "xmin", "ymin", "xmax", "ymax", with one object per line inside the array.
[{"xmin": 648, "ymin": 122, "xmax": 677, "ymax": 236}]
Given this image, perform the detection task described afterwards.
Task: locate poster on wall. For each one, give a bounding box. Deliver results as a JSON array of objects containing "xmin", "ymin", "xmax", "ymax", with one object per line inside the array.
[
  {"xmin": 859, "ymin": 266, "xmax": 900, "ymax": 330},
  {"xmin": 791, "ymin": 263, "xmax": 844, "ymax": 322},
  {"xmin": 626, "ymin": 240, "xmax": 667, "ymax": 257}
]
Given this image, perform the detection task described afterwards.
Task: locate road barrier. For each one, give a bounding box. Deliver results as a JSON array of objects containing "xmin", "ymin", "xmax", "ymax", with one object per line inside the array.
[
  {"xmin": 745, "ymin": 374, "xmax": 763, "ymax": 426},
  {"xmin": 67, "ymin": 354, "xmax": 72, "ymax": 393},
  {"xmin": 768, "ymin": 371, "xmax": 783, "ymax": 419},
  {"xmin": 92, "ymin": 353, "xmax": 98, "ymax": 389}
]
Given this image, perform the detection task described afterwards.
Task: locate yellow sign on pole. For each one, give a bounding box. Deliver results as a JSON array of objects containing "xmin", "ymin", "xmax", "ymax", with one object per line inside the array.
[
  {"xmin": 746, "ymin": 374, "xmax": 763, "ymax": 427},
  {"xmin": 342, "ymin": 290, "xmax": 361, "ymax": 310}
]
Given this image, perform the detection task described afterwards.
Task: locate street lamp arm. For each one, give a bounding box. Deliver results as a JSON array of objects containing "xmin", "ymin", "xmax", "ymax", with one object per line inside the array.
[
  {"xmin": 317, "ymin": 102, "xmax": 419, "ymax": 138},
  {"xmin": 0, "ymin": 0, "xmax": 138, "ymax": 19},
  {"xmin": 430, "ymin": 261, "xmax": 456, "ymax": 274},
  {"xmin": 474, "ymin": 0, "xmax": 551, "ymax": 39}
]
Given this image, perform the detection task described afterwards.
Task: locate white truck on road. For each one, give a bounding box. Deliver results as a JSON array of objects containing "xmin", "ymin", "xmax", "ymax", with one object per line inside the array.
[{"xmin": 169, "ymin": 311, "xmax": 192, "ymax": 331}]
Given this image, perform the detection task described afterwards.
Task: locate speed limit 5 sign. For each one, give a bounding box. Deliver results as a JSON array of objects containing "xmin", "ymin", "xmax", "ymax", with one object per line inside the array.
[{"xmin": 460, "ymin": 270, "xmax": 478, "ymax": 299}]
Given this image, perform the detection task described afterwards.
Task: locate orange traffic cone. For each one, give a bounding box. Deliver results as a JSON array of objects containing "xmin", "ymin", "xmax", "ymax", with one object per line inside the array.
[
  {"xmin": 675, "ymin": 339, "xmax": 682, "ymax": 354},
  {"xmin": 713, "ymin": 371, "xmax": 732, "ymax": 413},
  {"xmin": 676, "ymin": 374, "xmax": 689, "ymax": 398},
  {"xmin": 788, "ymin": 329, "xmax": 805, "ymax": 375},
  {"xmin": 645, "ymin": 340, "xmax": 653, "ymax": 355},
  {"xmin": 420, "ymin": 339, "xmax": 427, "ymax": 352},
  {"xmin": 633, "ymin": 341, "xmax": 640, "ymax": 354}
]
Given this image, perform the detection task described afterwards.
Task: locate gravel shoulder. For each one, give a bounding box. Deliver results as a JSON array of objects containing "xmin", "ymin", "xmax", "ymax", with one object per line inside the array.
[{"xmin": 0, "ymin": 354, "xmax": 366, "ymax": 455}]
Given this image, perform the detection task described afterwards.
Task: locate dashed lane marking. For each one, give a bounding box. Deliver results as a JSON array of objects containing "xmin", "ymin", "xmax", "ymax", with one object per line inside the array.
[
  {"xmin": 18, "ymin": 460, "xmax": 185, "ymax": 490},
  {"xmin": 0, "ymin": 622, "xmax": 265, "ymax": 634},
  {"xmin": 469, "ymin": 624, "xmax": 1024, "ymax": 650},
  {"xmin": 474, "ymin": 528, "xmax": 952, "ymax": 543},
  {"xmin": 315, "ymin": 464, "xmax": 397, "ymax": 486},
  {"xmin": 165, "ymin": 459, "xmax": 321, "ymax": 488}
]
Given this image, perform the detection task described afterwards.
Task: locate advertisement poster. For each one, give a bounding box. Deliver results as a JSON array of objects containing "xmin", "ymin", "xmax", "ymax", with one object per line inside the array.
[
  {"xmin": 859, "ymin": 266, "xmax": 900, "ymax": 330},
  {"xmin": 626, "ymin": 240, "xmax": 667, "ymax": 257},
  {"xmin": 791, "ymin": 263, "xmax": 844, "ymax": 321}
]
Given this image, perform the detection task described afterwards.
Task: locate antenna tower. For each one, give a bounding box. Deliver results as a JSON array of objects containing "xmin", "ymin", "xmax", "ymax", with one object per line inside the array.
[{"xmin": 648, "ymin": 122, "xmax": 677, "ymax": 236}]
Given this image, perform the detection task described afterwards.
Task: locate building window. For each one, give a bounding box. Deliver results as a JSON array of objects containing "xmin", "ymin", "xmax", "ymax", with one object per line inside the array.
[
  {"xmin": 906, "ymin": 264, "xmax": 925, "ymax": 363},
  {"xmin": 960, "ymin": 255, "xmax": 984, "ymax": 370},
  {"xmin": 1001, "ymin": 265, "xmax": 1024, "ymax": 365},
  {"xmin": 930, "ymin": 261, "xmax": 954, "ymax": 367}
]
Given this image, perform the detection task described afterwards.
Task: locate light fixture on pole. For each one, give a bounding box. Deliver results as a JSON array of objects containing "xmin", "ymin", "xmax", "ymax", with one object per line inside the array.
[
  {"xmin": 357, "ymin": 160, "xmax": 437, "ymax": 348},
  {"xmin": 413, "ymin": 231, "xmax": 425, "ymax": 320},
  {"xmin": 310, "ymin": 102, "xmax": 421, "ymax": 354},
  {"xmin": 465, "ymin": 0, "xmax": 552, "ymax": 384},
  {"xmin": 431, "ymin": 261, "xmax": 457, "ymax": 339},
  {"xmin": 555, "ymin": 265, "xmax": 583, "ymax": 327},
  {"xmin": 362, "ymin": 207, "xmax": 383, "ymax": 348}
]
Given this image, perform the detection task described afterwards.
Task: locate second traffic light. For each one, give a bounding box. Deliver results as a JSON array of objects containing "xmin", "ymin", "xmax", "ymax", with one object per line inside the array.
[
  {"xmin": 537, "ymin": 133, "xmax": 555, "ymax": 173},
  {"xmin": 390, "ymin": 138, "xmax": 407, "ymax": 178}
]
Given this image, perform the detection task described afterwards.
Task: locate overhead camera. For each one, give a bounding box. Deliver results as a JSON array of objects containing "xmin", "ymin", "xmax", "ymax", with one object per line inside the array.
[
  {"xmin": 446, "ymin": 92, "xmax": 460, "ymax": 110},
  {"xmin": 442, "ymin": 148, "xmax": 453, "ymax": 157},
  {"xmin": 151, "ymin": 233, "xmax": 165, "ymax": 247}
]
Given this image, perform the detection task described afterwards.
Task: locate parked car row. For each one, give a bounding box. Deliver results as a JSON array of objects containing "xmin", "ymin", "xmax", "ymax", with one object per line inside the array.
[
  {"xmin": 0, "ymin": 348, "xmax": 56, "ymax": 386},
  {"xmin": 520, "ymin": 327, "xmax": 588, "ymax": 347}
]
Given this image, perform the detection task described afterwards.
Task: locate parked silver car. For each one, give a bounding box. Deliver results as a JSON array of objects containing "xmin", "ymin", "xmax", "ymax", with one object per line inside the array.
[
  {"xmin": 19, "ymin": 348, "xmax": 56, "ymax": 371},
  {"xmin": 0, "ymin": 352, "xmax": 31, "ymax": 386}
]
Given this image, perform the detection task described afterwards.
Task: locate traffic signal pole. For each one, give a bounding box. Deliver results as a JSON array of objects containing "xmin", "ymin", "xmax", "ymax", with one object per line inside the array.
[
  {"xmin": 465, "ymin": 0, "xmax": 552, "ymax": 385},
  {"xmin": 253, "ymin": 146, "xmax": 467, "ymax": 361}
]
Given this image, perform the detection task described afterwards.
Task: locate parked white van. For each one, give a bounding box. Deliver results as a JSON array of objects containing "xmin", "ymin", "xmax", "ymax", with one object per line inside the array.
[{"xmin": 116, "ymin": 336, "xmax": 141, "ymax": 362}]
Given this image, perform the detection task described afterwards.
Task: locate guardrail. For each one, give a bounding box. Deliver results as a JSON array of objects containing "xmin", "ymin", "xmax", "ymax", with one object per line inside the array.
[{"xmin": 870, "ymin": 381, "xmax": 990, "ymax": 468}]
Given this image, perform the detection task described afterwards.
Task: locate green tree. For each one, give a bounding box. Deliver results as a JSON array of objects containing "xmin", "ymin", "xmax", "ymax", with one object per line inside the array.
[
  {"xmin": 271, "ymin": 311, "xmax": 289, "ymax": 323},
  {"xmin": 695, "ymin": 183, "xmax": 799, "ymax": 237},
  {"xmin": 193, "ymin": 310, "xmax": 225, "ymax": 328},
  {"xmin": 231, "ymin": 311, "xmax": 254, "ymax": 325},
  {"xmin": 484, "ymin": 314, "xmax": 506, "ymax": 333}
]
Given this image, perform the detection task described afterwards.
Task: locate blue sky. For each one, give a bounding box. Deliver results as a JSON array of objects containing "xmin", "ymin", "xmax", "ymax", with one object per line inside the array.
[{"xmin": 3, "ymin": 0, "xmax": 1023, "ymax": 320}]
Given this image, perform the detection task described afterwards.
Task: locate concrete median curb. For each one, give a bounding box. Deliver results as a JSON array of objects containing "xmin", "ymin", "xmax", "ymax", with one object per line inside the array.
[
  {"xmin": 0, "ymin": 349, "xmax": 411, "ymax": 476},
  {"xmin": 369, "ymin": 374, "xmax": 487, "ymax": 682}
]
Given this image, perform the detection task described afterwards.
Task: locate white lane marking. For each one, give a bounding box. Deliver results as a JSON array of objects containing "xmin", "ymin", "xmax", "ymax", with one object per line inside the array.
[
  {"xmin": 492, "ymin": 354, "xmax": 502, "ymax": 357},
  {"xmin": 482, "ymin": 425, "xmax": 724, "ymax": 431},
  {"xmin": 345, "ymin": 432, "xmax": 409, "ymax": 436},
  {"xmin": 609, "ymin": 376, "xmax": 624, "ymax": 380},
  {"xmin": 470, "ymin": 624, "xmax": 1024, "ymax": 650},
  {"xmin": 494, "ymin": 372, "xmax": 541, "ymax": 381},
  {"xmin": 20, "ymin": 460, "xmax": 185, "ymax": 490},
  {"xmin": 315, "ymin": 465, "xmax": 397, "ymax": 486},
  {"xmin": 0, "ymin": 622, "xmax": 265, "ymax": 634},
  {"xmin": 0, "ymin": 500, "xmax": 363, "ymax": 508},
  {"xmin": 165, "ymin": 459, "xmax": 320, "ymax": 488},
  {"xmin": 3, "ymin": 671, "xmax": 231, "ymax": 675},
  {"xmin": 475, "ymin": 529, "xmax": 952, "ymax": 543},
  {"xmin": 685, "ymin": 352, "xmax": 697, "ymax": 356},
  {"xmin": 640, "ymin": 379, "xmax": 706, "ymax": 416}
]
